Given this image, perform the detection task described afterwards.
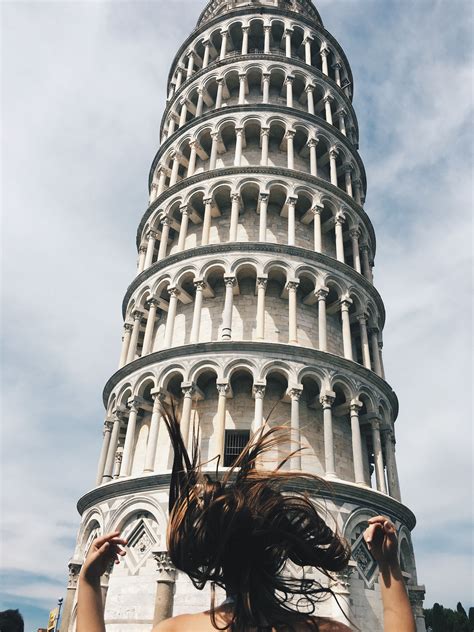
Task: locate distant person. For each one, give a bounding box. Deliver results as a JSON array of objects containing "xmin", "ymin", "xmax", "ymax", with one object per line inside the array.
[
  {"xmin": 77, "ymin": 417, "xmax": 416, "ymax": 632},
  {"xmin": 0, "ymin": 609, "xmax": 24, "ymax": 632}
]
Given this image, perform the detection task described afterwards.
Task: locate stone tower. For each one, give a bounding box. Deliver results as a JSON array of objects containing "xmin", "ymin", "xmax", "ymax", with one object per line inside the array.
[{"xmin": 61, "ymin": 1, "xmax": 426, "ymax": 630}]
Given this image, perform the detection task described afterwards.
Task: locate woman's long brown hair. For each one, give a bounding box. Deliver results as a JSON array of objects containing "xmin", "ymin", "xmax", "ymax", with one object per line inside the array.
[{"xmin": 161, "ymin": 405, "xmax": 351, "ymax": 631}]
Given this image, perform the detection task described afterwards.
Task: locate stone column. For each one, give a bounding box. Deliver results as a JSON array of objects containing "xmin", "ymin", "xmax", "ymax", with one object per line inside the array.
[
  {"xmin": 215, "ymin": 77, "xmax": 224, "ymax": 109},
  {"xmin": 285, "ymin": 29, "xmax": 292, "ymax": 58},
  {"xmin": 258, "ymin": 192, "xmax": 269, "ymax": 241},
  {"xmin": 59, "ymin": 561, "xmax": 81, "ymax": 632},
  {"xmin": 329, "ymin": 148, "xmax": 338, "ymax": 186},
  {"xmin": 121, "ymin": 400, "xmax": 139, "ymax": 477},
  {"xmin": 334, "ymin": 213, "xmax": 345, "ymax": 262},
  {"xmin": 201, "ymin": 197, "xmax": 213, "ymax": 245},
  {"xmin": 186, "ymin": 51, "xmax": 194, "ymax": 78},
  {"xmin": 287, "ymin": 196, "xmax": 297, "ymax": 246},
  {"xmin": 384, "ymin": 428, "xmax": 401, "ymax": 500},
  {"xmin": 202, "ymin": 40, "xmax": 210, "ymax": 68},
  {"xmin": 369, "ymin": 327, "xmax": 383, "ymax": 376},
  {"xmin": 157, "ymin": 218, "xmax": 170, "ymax": 261},
  {"xmin": 175, "ymin": 67, "xmax": 183, "ymax": 90},
  {"xmin": 177, "ymin": 205, "xmax": 189, "ymax": 251},
  {"xmin": 338, "ymin": 110, "xmax": 347, "ymax": 136},
  {"xmin": 238, "ymin": 73, "xmax": 246, "ymax": 105},
  {"xmin": 113, "ymin": 449, "xmax": 123, "ymax": 479},
  {"xmin": 286, "ymin": 129, "xmax": 295, "ymax": 169},
  {"xmin": 102, "ymin": 415, "xmax": 121, "ymax": 481},
  {"xmin": 96, "ymin": 419, "xmax": 113, "ymax": 485},
  {"xmin": 144, "ymin": 391, "xmax": 165, "ymax": 473},
  {"xmin": 144, "ymin": 230, "xmax": 158, "ymax": 269},
  {"xmin": 241, "ymin": 26, "xmax": 249, "ymax": 55},
  {"xmin": 262, "ymin": 73, "xmax": 270, "ymax": 104},
  {"xmin": 219, "ymin": 29, "xmax": 228, "ymax": 60},
  {"xmin": 308, "ymin": 138, "xmax": 318, "ymax": 176},
  {"xmin": 152, "ymin": 551, "xmax": 177, "ymax": 625},
  {"xmin": 340, "ymin": 299, "xmax": 353, "ymax": 360},
  {"xmin": 190, "ymin": 280, "xmax": 205, "ymax": 343},
  {"xmin": 126, "ymin": 311, "xmax": 143, "ymax": 364},
  {"xmin": 350, "ymin": 400, "xmax": 365, "ymax": 485},
  {"xmin": 350, "ymin": 227, "xmax": 361, "ymax": 272},
  {"xmin": 378, "ymin": 340, "xmax": 386, "ymax": 379},
  {"xmin": 167, "ymin": 116, "xmax": 176, "ymax": 138},
  {"xmin": 215, "ymin": 383, "xmax": 229, "ymax": 463},
  {"xmin": 234, "ymin": 127, "xmax": 244, "ymax": 166},
  {"xmin": 157, "ymin": 169, "xmax": 167, "ymax": 196},
  {"xmin": 324, "ymin": 95, "xmax": 333, "ymax": 125},
  {"xmin": 358, "ymin": 314, "xmax": 371, "ymax": 369},
  {"xmin": 256, "ymin": 277, "xmax": 267, "ymax": 340},
  {"xmin": 142, "ymin": 299, "xmax": 159, "ymax": 356},
  {"xmin": 312, "ymin": 206, "xmax": 322, "ymax": 252},
  {"xmin": 287, "ymin": 281, "xmax": 299, "ymax": 344},
  {"xmin": 164, "ymin": 287, "xmax": 180, "ymax": 348},
  {"xmin": 333, "ymin": 61, "xmax": 342, "ymax": 86},
  {"xmin": 316, "ymin": 287, "xmax": 329, "ymax": 351},
  {"xmin": 361, "ymin": 244, "xmax": 374, "ymax": 283},
  {"xmin": 137, "ymin": 245, "xmax": 147, "ymax": 274},
  {"xmin": 209, "ymin": 132, "xmax": 219, "ymax": 169},
  {"xmin": 221, "ymin": 277, "xmax": 236, "ymax": 340},
  {"xmin": 263, "ymin": 25, "xmax": 271, "ymax": 54},
  {"xmin": 178, "ymin": 100, "xmax": 188, "ymax": 127},
  {"xmin": 260, "ymin": 127, "xmax": 269, "ymax": 164},
  {"xmin": 169, "ymin": 152, "xmax": 181, "ymax": 186},
  {"xmin": 344, "ymin": 164, "xmax": 353, "ymax": 197},
  {"xmin": 289, "ymin": 388, "xmax": 302, "ymax": 470},
  {"xmin": 285, "ymin": 75, "xmax": 294, "ymax": 108},
  {"xmin": 320, "ymin": 392, "xmax": 336, "ymax": 478},
  {"xmin": 180, "ymin": 384, "xmax": 195, "ymax": 447},
  {"xmin": 187, "ymin": 141, "xmax": 198, "ymax": 176},
  {"xmin": 305, "ymin": 84, "xmax": 315, "ymax": 115},
  {"xmin": 229, "ymin": 193, "xmax": 240, "ymax": 241},
  {"xmin": 371, "ymin": 418, "xmax": 387, "ymax": 493},
  {"xmin": 304, "ymin": 37, "xmax": 312, "ymax": 64},
  {"xmin": 353, "ymin": 178, "xmax": 362, "ymax": 205},
  {"xmin": 118, "ymin": 323, "xmax": 133, "ymax": 368},
  {"xmin": 320, "ymin": 47, "xmax": 329, "ymax": 75},
  {"xmin": 252, "ymin": 384, "xmax": 266, "ymax": 432}
]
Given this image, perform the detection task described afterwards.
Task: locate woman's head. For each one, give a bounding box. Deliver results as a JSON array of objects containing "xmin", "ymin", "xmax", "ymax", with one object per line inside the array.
[{"xmin": 162, "ymin": 407, "xmax": 351, "ymax": 630}]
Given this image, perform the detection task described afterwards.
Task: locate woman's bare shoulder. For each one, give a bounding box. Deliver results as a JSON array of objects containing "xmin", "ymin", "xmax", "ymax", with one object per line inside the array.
[
  {"xmin": 152, "ymin": 612, "xmax": 215, "ymax": 632},
  {"xmin": 313, "ymin": 616, "xmax": 353, "ymax": 632}
]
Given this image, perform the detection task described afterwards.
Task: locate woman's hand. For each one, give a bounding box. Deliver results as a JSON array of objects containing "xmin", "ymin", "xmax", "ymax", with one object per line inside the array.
[
  {"xmin": 80, "ymin": 531, "xmax": 127, "ymax": 585},
  {"xmin": 363, "ymin": 515, "xmax": 399, "ymax": 569}
]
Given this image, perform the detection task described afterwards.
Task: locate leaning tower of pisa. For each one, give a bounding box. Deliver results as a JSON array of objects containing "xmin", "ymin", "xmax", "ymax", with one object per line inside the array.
[{"xmin": 61, "ymin": 1, "xmax": 426, "ymax": 630}]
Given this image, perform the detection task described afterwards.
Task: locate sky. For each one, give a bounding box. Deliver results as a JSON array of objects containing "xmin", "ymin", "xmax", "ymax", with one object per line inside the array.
[{"xmin": 1, "ymin": 0, "xmax": 473, "ymax": 630}]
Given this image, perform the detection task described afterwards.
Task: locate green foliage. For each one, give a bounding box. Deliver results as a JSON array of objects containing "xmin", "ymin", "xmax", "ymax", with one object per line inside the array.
[{"xmin": 423, "ymin": 602, "xmax": 473, "ymax": 632}]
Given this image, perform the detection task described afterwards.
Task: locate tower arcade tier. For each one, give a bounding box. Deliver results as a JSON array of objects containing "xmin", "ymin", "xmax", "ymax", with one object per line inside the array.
[{"xmin": 62, "ymin": 2, "xmax": 426, "ymax": 631}]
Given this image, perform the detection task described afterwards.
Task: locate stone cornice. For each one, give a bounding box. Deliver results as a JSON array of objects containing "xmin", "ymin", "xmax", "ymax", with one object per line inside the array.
[
  {"xmin": 77, "ymin": 474, "xmax": 414, "ymax": 529},
  {"xmin": 101, "ymin": 341, "xmax": 399, "ymax": 418},
  {"xmin": 197, "ymin": 1, "xmax": 323, "ymax": 29},
  {"xmin": 168, "ymin": 6, "xmax": 353, "ymax": 97},
  {"xmin": 139, "ymin": 166, "xmax": 374, "ymax": 253},
  {"xmin": 160, "ymin": 53, "xmax": 358, "ymax": 140},
  {"xmin": 123, "ymin": 242, "xmax": 385, "ymax": 324},
  {"xmin": 150, "ymin": 103, "xmax": 366, "ymax": 193}
]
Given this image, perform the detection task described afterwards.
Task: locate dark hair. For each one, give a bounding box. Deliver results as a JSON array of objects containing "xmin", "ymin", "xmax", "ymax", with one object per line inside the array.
[
  {"xmin": 162, "ymin": 407, "xmax": 351, "ymax": 631},
  {"xmin": 0, "ymin": 610, "xmax": 24, "ymax": 632}
]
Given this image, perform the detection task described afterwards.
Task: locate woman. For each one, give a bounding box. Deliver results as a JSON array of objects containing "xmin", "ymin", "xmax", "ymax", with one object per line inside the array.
[{"xmin": 77, "ymin": 419, "xmax": 416, "ymax": 632}]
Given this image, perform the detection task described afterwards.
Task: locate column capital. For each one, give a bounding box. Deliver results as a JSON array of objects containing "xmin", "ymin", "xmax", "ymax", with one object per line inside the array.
[
  {"xmin": 350, "ymin": 226, "xmax": 361, "ymax": 239},
  {"xmin": 193, "ymin": 279, "xmax": 207, "ymax": 291},
  {"xmin": 179, "ymin": 204, "xmax": 188, "ymax": 216},
  {"xmin": 286, "ymin": 280, "xmax": 299, "ymax": 292},
  {"xmin": 320, "ymin": 391, "xmax": 335, "ymax": 408},
  {"xmin": 210, "ymin": 131, "xmax": 220, "ymax": 142},
  {"xmin": 259, "ymin": 191, "xmax": 269, "ymax": 202},
  {"xmin": 368, "ymin": 326, "xmax": 379, "ymax": 336},
  {"xmin": 305, "ymin": 83, "xmax": 315, "ymax": 93},
  {"xmin": 285, "ymin": 27, "xmax": 294, "ymax": 35},
  {"xmin": 357, "ymin": 312, "xmax": 368, "ymax": 324},
  {"xmin": 241, "ymin": 25, "xmax": 250, "ymax": 33},
  {"xmin": 285, "ymin": 128, "xmax": 296, "ymax": 139},
  {"xmin": 324, "ymin": 93, "xmax": 334, "ymax": 104},
  {"xmin": 350, "ymin": 399, "xmax": 363, "ymax": 414},
  {"xmin": 311, "ymin": 203, "xmax": 323, "ymax": 215},
  {"xmin": 230, "ymin": 192, "xmax": 241, "ymax": 203},
  {"xmin": 370, "ymin": 417, "xmax": 382, "ymax": 431},
  {"xmin": 132, "ymin": 310, "xmax": 144, "ymax": 321},
  {"xmin": 219, "ymin": 28, "xmax": 229, "ymax": 36},
  {"xmin": 263, "ymin": 24, "xmax": 271, "ymax": 33},
  {"xmin": 67, "ymin": 561, "xmax": 82, "ymax": 588},
  {"xmin": 329, "ymin": 147, "xmax": 339, "ymax": 160},
  {"xmin": 103, "ymin": 419, "xmax": 114, "ymax": 434},
  {"xmin": 216, "ymin": 382, "xmax": 229, "ymax": 397},
  {"xmin": 340, "ymin": 297, "xmax": 353, "ymax": 310},
  {"xmin": 287, "ymin": 195, "xmax": 298, "ymax": 207},
  {"xmin": 303, "ymin": 34, "xmax": 314, "ymax": 44},
  {"xmin": 335, "ymin": 211, "xmax": 346, "ymax": 225},
  {"xmin": 378, "ymin": 340, "xmax": 384, "ymax": 350},
  {"xmin": 181, "ymin": 384, "xmax": 195, "ymax": 398},
  {"xmin": 203, "ymin": 196, "xmax": 214, "ymax": 205},
  {"xmin": 338, "ymin": 108, "xmax": 348, "ymax": 118},
  {"xmin": 238, "ymin": 72, "xmax": 246, "ymax": 80},
  {"xmin": 307, "ymin": 137, "xmax": 318, "ymax": 148},
  {"xmin": 124, "ymin": 322, "xmax": 134, "ymax": 333},
  {"xmin": 262, "ymin": 72, "xmax": 271, "ymax": 81},
  {"xmin": 253, "ymin": 383, "xmax": 266, "ymax": 399},
  {"xmin": 160, "ymin": 216, "xmax": 170, "ymax": 227},
  {"xmin": 320, "ymin": 46, "xmax": 330, "ymax": 57},
  {"xmin": 288, "ymin": 387, "xmax": 303, "ymax": 401},
  {"xmin": 151, "ymin": 388, "xmax": 167, "ymax": 403},
  {"xmin": 168, "ymin": 286, "xmax": 181, "ymax": 298},
  {"xmin": 256, "ymin": 277, "xmax": 268, "ymax": 290},
  {"xmin": 138, "ymin": 244, "xmax": 147, "ymax": 254},
  {"xmin": 152, "ymin": 550, "xmax": 177, "ymax": 580},
  {"xmin": 235, "ymin": 126, "xmax": 244, "ymax": 136},
  {"xmin": 343, "ymin": 162, "xmax": 353, "ymax": 174},
  {"xmin": 315, "ymin": 286, "xmax": 329, "ymax": 301},
  {"xmin": 260, "ymin": 127, "xmax": 270, "ymax": 138},
  {"xmin": 360, "ymin": 242, "xmax": 370, "ymax": 253},
  {"xmin": 285, "ymin": 74, "xmax": 295, "ymax": 84},
  {"xmin": 216, "ymin": 76, "xmax": 224, "ymax": 85},
  {"xmin": 332, "ymin": 59, "xmax": 343, "ymax": 69},
  {"xmin": 146, "ymin": 229, "xmax": 159, "ymax": 240},
  {"xmin": 224, "ymin": 276, "xmax": 237, "ymax": 288},
  {"xmin": 127, "ymin": 397, "xmax": 141, "ymax": 413}
]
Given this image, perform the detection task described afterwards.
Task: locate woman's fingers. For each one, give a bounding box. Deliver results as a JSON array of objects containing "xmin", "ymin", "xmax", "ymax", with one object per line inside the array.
[{"xmin": 93, "ymin": 531, "xmax": 121, "ymax": 547}]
